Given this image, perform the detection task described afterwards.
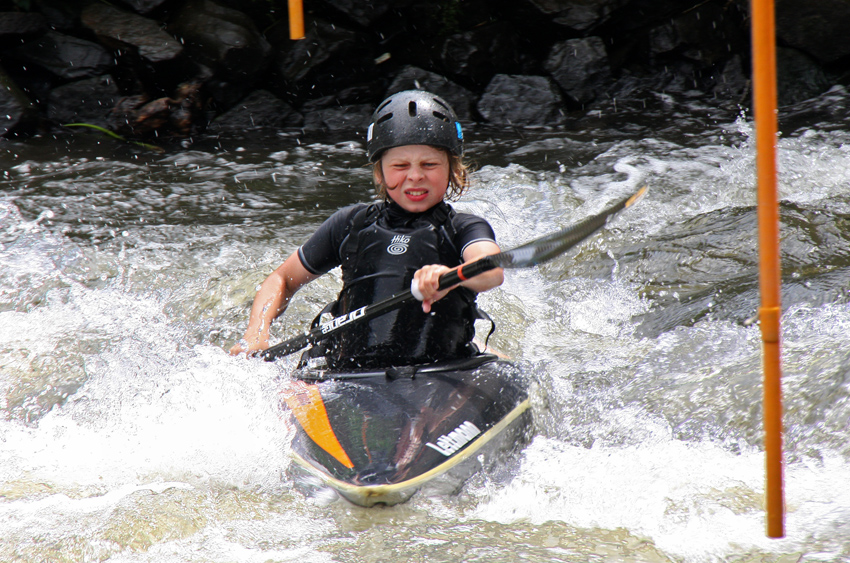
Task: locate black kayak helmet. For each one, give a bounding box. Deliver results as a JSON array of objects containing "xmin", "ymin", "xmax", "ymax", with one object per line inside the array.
[{"xmin": 366, "ymin": 90, "xmax": 463, "ymax": 162}]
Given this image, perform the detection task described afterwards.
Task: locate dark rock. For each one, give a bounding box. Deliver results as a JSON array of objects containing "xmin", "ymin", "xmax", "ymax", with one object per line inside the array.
[
  {"xmin": 301, "ymin": 102, "xmax": 372, "ymax": 133},
  {"xmin": 208, "ymin": 89, "xmax": 303, "ymax": 133},
  {"xmin": 0, "ymin": 64, "xmax": 40, "ymax": 136},
  {"xmin": 287, "ymin": 84, "xmax": 384, "ymax": 131},
  {"xmin": 385, "ymin": 65, "xmax": 476, "ymax": 120},
  {"xmin": 478, "ymin": 74, "xmax": 566, "ymax": 126},
  {"xmin": 272, "ymin": 18, "xmax": 377, "ymax": 100},
  {"xmin": 32, "ymin": 0, "xmax": 79, "ymax": 32},
  {"xmin": 439, "ymin": 22, "xmax": 525, "ymax": 86},
  {"xmin": 80, "ymin": 3, "xmax": 195, "ymax": 98},
  {"xmin": 169, "ymin": 0, "xmax": 271, "ymax": 80},
  {"xmin": 81, "ymin": 3, "xmax": 183, "ymax": 64},
  {"xmin": 665, "ymin": 59, "xmax": 708, "ymax": 94},
  {"xmin": 4, "ymin": 0, "xmax": 850, "ymax": 139},
  {"xmin": 5, "ymin": 31, "xmax": 113, "ymax": 81},
  {"xmin": 288, "ymin": 83, "xmax": 385, "ymax": 121},
  {"xmin": 114, "ymin": 0, "xmax": 173, "ymax": 15},
  {"xmin": 609, "ymin": 59, "xmax": 722, "ymax": 101},
  {"xmin": 47, "ymin": 75, "xmax": 120, "ymax": 128},
  {"xmin": 321, "ymin": 0, "xmax": 394, "ymax": 27},
  {"xmin": 601, "ymin": 0, "xmax": 692, "ymax": 33},
  {"xmin": 525, "ymin": 0, "xmax": 629, "ymax": 31},
  {"xmin": 777, "ymin": 47, "xmax": 832, "ymax": 106},
  {"xmin": 776, "ymin": 0, "xmax": 850, "ymax": 64},
  {"xmin": 711, "ymin": 54, "xmax": 749, "ymax": 102},
  {"xmin": 647, "ymin": 1, "xmax": 746, "ymax": 65},
  {"xmin": 545, "ymin": 36, "xmax": 612, "ymax": 104},
  {"xmin": 0, "ymin": 12, "xmax": 48, "ymax": 42},
  {"xmin": 1, "ymin": 62, "xmax": 55, "ymax": 109},
  {"xmin": 301, "ymin": 85, "xmax": 376, "ymax": 134},
  {"xmin": 326, "ymin": 83, "xmax": 387, "ymax": 105},
  {"xmin": 167, "ymin": 0, "xmax": 272, "ymax": 108}
]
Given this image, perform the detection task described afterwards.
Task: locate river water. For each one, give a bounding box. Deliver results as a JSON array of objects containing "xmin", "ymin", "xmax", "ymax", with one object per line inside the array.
[{"xmin": 2, "ymin": 88, "xmax": 850, "ymax": 562}]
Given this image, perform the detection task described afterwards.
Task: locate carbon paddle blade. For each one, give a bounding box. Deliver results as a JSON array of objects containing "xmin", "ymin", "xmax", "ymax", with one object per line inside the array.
[
  {"xmin": 495, "ymin": 185, "xmax": 648, "ymax": 269},
  {"xmin": 439, "ymin": 185, "xmax": 648, "ymax": 285}
]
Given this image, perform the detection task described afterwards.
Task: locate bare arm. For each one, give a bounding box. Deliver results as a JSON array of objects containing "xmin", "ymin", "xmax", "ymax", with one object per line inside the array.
[
  {"xmin": 229, "ymin": 251, "xmax": 319, "ymax": 355},
  {"xmin": 413, "ymin": 240, "xmax": 504, "ymax": 313}
]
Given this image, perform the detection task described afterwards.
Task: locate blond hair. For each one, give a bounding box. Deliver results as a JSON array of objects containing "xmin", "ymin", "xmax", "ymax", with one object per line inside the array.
[{"xmin": 372, "ymin": 151, "xmax": 473, "ymax": 202}]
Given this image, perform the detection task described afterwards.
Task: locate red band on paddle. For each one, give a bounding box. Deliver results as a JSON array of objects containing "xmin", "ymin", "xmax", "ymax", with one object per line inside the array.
[{"xmin": 456, "ymin": 266, "xmax": 468, "ymax": 281}]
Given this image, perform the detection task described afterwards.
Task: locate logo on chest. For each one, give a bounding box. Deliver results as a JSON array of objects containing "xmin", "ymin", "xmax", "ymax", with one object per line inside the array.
[{"xmin": 387, "ymin": 235, "xmax": 411, "ymax": 255}]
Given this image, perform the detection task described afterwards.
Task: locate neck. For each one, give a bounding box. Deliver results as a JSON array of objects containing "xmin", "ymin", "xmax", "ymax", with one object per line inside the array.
[
  {"xmin": 385, "ymin": 199, "xmax": 446, "ymax": 216},
  {"xmin": 382, "ymin": 199, "xmax": 448, "ymax": 228}
]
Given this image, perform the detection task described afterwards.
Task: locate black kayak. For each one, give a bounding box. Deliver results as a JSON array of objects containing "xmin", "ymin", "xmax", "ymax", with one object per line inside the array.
[{"xmin": 280, "ymin": 354, "xmax": 533, "ymax": 506}]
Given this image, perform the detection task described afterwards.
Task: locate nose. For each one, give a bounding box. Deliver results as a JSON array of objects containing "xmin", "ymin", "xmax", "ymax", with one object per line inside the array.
[{"xmin": 408, "ymin": 164, "xmax": 425, "ymax": 180}]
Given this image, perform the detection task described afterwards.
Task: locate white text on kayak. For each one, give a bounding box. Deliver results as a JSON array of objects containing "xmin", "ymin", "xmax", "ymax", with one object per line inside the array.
[{"xmin": 426, "ymin": 421, "xmax": 481, "ymax": 456}]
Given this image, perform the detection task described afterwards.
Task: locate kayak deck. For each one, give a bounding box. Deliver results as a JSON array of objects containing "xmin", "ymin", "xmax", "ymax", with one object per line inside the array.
[{"xmin": 281, "ymin": 354, "xmax": 533, "ymax": 506}]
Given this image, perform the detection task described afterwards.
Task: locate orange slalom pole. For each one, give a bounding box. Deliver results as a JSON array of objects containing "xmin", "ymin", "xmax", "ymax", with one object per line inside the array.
[
  {"xmin": 288, "ymin": 0, "xmax": 305, "ymax": 39},
  {"xmin": 751, "ymin": 0, "xmax": 785, "ymax": 538}
]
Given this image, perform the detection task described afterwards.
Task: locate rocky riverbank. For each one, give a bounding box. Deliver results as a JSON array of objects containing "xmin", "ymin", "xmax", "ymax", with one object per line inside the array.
[{"xmin": 0, "ymin": 0, "xmax": 845, "ymax": 145}]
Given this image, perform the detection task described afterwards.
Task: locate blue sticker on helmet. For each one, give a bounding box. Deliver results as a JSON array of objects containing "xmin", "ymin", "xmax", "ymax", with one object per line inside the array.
[{"xmin": 456, "ymin": 122, "xmax": 463, "ymax": 140}]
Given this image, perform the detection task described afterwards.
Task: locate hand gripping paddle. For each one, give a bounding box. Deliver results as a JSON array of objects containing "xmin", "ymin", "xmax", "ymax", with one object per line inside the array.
[{"xmin": 260, "ymin": 186, "xmax": 648, "ymax": 361}]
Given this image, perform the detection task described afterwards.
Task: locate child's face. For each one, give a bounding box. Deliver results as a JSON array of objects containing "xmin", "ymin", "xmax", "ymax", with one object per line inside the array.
[{"xmin": 380, "ymin": 145, "xmax": 450, "ymax": 213}]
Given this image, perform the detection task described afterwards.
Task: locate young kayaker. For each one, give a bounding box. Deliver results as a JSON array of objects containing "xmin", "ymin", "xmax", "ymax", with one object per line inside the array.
[{"xmin": 230, "ymin": 90, "xmax": 504, "ymax": 368}]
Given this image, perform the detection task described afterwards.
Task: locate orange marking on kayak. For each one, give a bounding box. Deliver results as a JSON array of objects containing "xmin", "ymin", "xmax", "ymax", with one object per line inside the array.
[{"xmin": 282, "ymin": 381, "xmax": 354, "ymax": 469}]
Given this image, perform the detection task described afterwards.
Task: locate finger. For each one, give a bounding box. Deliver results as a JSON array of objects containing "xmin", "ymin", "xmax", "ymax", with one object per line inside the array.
[{"xmin": 413, "ymin": 270, "xmax": 437, "ymax": 299}]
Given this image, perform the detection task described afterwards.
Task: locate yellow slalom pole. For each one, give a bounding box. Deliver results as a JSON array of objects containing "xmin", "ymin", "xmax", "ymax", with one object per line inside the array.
[
  {"xmin": 288, "ymin": 0, "xmax": 305, "ymax": 40},
  {"xmin": 750, "ymin": 0, "xmax": 785, "ymax": 538}
]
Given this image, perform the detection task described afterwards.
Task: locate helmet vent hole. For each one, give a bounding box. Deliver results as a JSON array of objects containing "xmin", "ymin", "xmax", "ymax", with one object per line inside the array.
[
  {"xmin": 432, "ymin": 111, "xmax": 449, "ymax": 123},
  {"xmin": 376, "ymin": 113, "xmax": 393, "ymax": 124},
  {"xmin": 377, "ymin": 100, "xmax": 392, "ymax": 112},
  {"xmin": 408, "ymin": 101, "xmax": 417, "ymax": 116}
]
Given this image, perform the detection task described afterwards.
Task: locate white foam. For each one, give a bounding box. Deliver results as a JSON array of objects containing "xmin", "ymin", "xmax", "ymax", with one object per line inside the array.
[
  {"xmin": 473, "ymin": 433, "xmax": 849, "ymax": 562},
  {"xmin": 1, "ymin": 346, "xmax": 291, "ymax": 490}
]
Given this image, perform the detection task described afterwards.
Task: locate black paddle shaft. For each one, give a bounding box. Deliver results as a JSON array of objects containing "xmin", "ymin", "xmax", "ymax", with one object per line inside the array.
[{"xmin": 260, "ymin": 186, "xmax": 647, "ymax": 361}]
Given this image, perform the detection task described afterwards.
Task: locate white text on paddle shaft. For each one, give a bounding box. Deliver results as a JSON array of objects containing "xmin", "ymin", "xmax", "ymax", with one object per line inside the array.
[
  {"xmin": 426, "ymin": 421, "xmax": 481, "ymax": 456},
  {"xmin": 320, "ymin": 307, "xmax": 367, "ymax": 334}
]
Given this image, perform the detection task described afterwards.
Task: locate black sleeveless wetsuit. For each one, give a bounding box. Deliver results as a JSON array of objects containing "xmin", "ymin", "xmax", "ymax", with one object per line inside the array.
[{"xmin": 297, "ymin": 200, "xmax": 497, "ymax": 369}]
